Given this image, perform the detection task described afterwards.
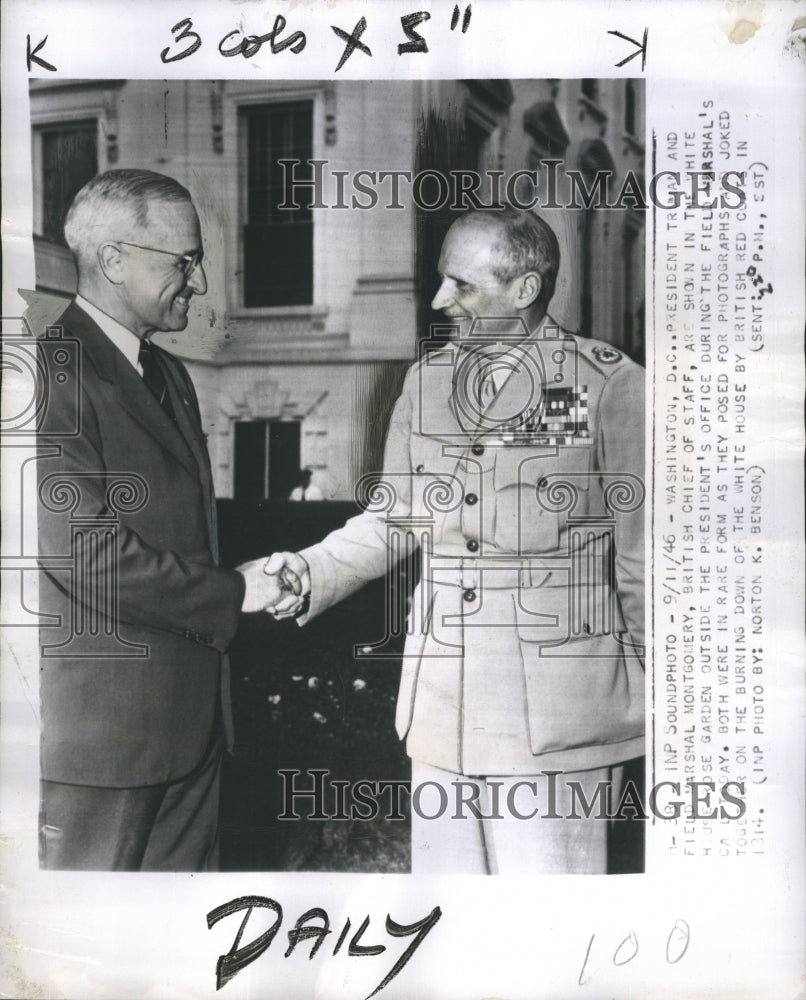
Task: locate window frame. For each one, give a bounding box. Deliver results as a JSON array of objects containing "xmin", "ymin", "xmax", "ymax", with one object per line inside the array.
[
  {"xmin": 35, "ymin": 118, "xmax": 100, "ymax": 244},
  {"xmin": 30, "ymin": 88, "xmax": 112, "ymax": 238},
  {"xmin": 228, "ymin": 87, "xmax": 325, "ymax": 320}
]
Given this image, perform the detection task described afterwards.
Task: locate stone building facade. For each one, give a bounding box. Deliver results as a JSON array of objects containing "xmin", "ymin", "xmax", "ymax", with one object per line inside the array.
[{"xmin": 29, "ymin": 77, "xmax": 645, "ymax": 500}]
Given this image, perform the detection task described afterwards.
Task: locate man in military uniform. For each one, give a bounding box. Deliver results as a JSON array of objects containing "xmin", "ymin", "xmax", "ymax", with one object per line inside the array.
[{"xmin": 257, "ymin": 207, "xmax": 645, "ymax": 874}]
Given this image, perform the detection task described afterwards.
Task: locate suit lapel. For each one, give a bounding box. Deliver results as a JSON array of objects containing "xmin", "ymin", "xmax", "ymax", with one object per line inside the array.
[
  {"xmin": 158, "ymin": 348, "xmax": 216, "ymax": 544},
  {"xmin": 158, "ymin": 349, "xmax": 207, "ymax": 464},
  {"xmin": 58, "ymin": 303, "xmax": 199, "ymax": 478}
]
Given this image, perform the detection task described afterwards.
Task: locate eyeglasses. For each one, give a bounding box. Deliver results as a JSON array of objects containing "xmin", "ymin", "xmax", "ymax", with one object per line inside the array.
[{"xmin": 118, "ymin": 241, "xmax": 204, "ymax": 279}]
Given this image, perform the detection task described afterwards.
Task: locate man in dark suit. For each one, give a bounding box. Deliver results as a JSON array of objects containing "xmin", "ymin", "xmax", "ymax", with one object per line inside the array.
[{"xmin": 36, "ymin": 169, "xmax": 278, "ymax": 871}]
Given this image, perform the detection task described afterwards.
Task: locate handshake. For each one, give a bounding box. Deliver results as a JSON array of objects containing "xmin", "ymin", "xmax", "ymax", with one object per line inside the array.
[{"xmin": 236, "ymin": 552, "xmax": 311, "ymax": 619}]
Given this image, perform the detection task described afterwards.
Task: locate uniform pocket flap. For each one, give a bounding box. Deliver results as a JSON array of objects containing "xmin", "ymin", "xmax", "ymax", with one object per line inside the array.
[
  {"xmin": 494, "ymin": 447, "xmax": 592, "ymax": 496},
  {"xmin": 515, "ymin": 584, "xmax": 626, "ymax": 645}
]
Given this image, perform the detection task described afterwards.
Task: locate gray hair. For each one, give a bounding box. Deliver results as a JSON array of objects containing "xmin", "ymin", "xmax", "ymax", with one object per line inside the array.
[
  {"xmin": 64, "ymin": 169, "xmax": 193, "ymax": 270},
  {"xmin": 455, "ymin": 206, "xmax": 560, "ymax": 308}
]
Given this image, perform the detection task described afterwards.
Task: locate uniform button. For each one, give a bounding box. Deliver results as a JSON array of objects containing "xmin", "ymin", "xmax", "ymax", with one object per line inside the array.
[
  {"xmin": 465, "ymin": 492, "xmax": 478, "ymax": 506},
  {"xmin": 463, "ymin": 589, "xmax": 477, "ymax": 602},
  {"xmin": 471, "ymin": 444, "xmax": 485, "ymax": 456},
  {"xmin": 415, "ymin": 464, "xmax": 424, "ymax": 473},
  {"xmin": 466, "ymin": 539, "xmax": 479, "ymax": 553}
]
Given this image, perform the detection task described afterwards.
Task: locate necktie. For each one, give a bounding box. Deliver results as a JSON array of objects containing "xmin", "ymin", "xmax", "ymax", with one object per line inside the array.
[{"xmin": 138, "ymin": 339, "xmax": 175, "ymax": 421}]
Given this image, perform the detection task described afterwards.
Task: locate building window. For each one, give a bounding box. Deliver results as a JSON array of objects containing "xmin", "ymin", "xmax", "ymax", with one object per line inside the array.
[
  {"xmin": 581, "ymin": 79, "xmax": 599, "ymax": 102},
  {"xmin": 463, "ymin": 116, "xmax": 490, "ymax": 174},
  {"xmin": 623, "ymin": 223, "xmax": 645, "ymax": 365},
  {"xmin": 38, "ymin": 120, "xmax": 98, "ymax": 244},
  {"xmin": 242, "ymin": 102, "xmax": 313, "ymax": 308},
  {"xmin": 581, "ymin": 207, "xmax": 595, "ymax": 340},
  {"xmin": 523, "ymin": 101, "xmax": 571, "ymax": 205},
  {"xmin": 625, "ymin": 81, "xmax": 636, "ymax": 136},
  {"xmin": 233, "ymin": 419, "xmax": 301, "ymax": 500},
  {"xmin": 577, "ymin": 139, "xmax": 616, "ymax": 342}
]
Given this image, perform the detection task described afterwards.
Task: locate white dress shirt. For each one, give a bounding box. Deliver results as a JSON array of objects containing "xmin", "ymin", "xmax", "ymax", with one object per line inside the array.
[{"xmin": 74, "ymin": 294, "xmax": 144, "ymax": 376}]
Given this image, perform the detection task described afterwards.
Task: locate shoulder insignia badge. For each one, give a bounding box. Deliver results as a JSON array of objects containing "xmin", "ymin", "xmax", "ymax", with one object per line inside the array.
[{"xmin": 592, "ymin": 345, "xmax": 622, "ymax": 364}]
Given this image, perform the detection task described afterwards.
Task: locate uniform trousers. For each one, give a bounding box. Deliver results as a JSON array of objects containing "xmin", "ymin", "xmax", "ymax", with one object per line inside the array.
[
  {"xmin": 411, "ymin": 761, "xmax": 623, "ymax": 874},
  {"xmin": 39, "ymin": 727, "xmax": 223, "ymax": 872}
]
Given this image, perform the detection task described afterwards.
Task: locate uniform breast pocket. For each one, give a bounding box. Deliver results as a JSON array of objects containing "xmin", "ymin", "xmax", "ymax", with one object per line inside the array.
[
  {"xmin": 409, "ymin": 432, "xmax": 462, "ymax": 517},
  {"xmin": 409, "ymin": 431, "xmax": 446, "ymax": 473},
  {"xmin": 492, "ymin": 447, "xmax": 593, "ymax": 554}
]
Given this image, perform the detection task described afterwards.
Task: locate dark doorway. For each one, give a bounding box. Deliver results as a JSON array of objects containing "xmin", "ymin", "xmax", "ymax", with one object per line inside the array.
[
  {"xmin": 233, "ymin": 421, "xmax": 266, "ymax": 500},
  {"xmin": 267, "ymin": 420, "xmax": 300, "ymax": 499},
  {"xmin": 233, "ymin": 419, "xmax": 301, "ymax": 500}
]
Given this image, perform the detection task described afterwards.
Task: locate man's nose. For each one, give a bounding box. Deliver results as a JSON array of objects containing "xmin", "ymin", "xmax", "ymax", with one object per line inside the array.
[
  {"xmin": 187, "ymin": 261, "xmax": 207, "ymax": 295},
  {"xmin": 431, "ymin": 278, "xmax": 451, "ymax": 311}
]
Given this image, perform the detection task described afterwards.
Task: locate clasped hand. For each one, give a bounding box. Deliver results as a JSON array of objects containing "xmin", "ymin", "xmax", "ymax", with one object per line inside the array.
[{"xmin": 237, "ymin": 552, "xmax": 311, "ymax": 618}]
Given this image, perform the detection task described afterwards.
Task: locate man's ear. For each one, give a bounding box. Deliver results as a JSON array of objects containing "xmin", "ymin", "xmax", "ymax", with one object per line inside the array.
[
  {"xmin": 514, "ymin": 271, "xmax": 542, "ymax": 309},
  {"xmin": 97, "ymin": 242, "xmax": 125, "ymax": 284}
]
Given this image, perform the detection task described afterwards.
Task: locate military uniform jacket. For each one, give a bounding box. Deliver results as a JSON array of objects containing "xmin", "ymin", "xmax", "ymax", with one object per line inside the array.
[{"xmin": 301, "ymin": 320, "xmax": 645, "ymax": 775}]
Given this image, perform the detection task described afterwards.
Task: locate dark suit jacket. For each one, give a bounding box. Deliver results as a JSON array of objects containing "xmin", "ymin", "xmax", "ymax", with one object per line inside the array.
[{"xmin": 37, "ymin": 303, "xmax": 245, "ymax": 787}]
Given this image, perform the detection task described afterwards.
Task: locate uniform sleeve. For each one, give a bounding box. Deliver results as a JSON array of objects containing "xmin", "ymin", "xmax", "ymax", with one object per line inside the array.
[
  {"xmin": 37, "ymin": 363, "xmax": 246, "ymax": 653},
  {"xmin": 597, "ymin": 361, "xmax": 646, "ymax": 661},
  {"xmin": 299, "ymin": 369, "xmax": 416, "ymax": 622}
]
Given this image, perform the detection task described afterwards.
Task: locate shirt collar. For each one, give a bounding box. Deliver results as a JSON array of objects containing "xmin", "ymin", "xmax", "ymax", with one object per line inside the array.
[{"xmin": 74, "ymin": 294, "xmax": 143, "ymax": 374}]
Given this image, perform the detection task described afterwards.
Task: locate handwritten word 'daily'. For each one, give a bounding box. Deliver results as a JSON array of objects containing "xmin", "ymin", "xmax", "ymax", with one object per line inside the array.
[{"xmin": 207, "ymin": 895, "xmax": 442, "ymax": 998}]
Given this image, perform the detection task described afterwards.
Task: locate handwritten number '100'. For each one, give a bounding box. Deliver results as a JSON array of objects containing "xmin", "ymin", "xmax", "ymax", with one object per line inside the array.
[{"xmin": 579, "ymin": 919, "xmax": 690, "ymax": 985}]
